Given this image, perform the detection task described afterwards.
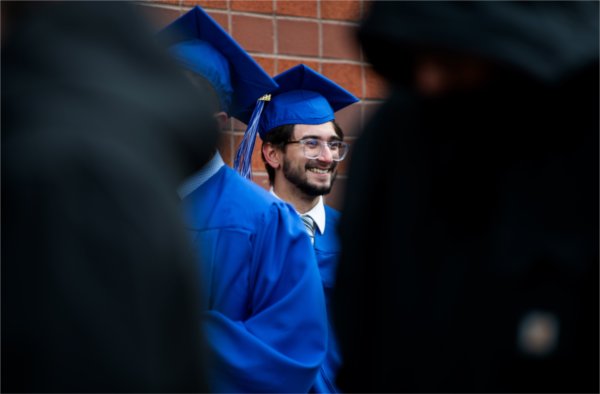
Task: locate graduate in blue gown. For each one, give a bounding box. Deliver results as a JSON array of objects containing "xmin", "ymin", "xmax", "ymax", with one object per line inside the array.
[
  {"xmin": 159, "ymin": 8, "xmax": 328, "ymax": 393},
  {"xmin": 235, "ymin": 64, "xmax": 359, "ymax": 393}
]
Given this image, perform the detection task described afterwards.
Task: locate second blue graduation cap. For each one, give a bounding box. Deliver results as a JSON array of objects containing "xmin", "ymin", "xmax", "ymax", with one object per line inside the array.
[
  {"xmin": 157, "ymin": 6, "xmax": 277, "ymax": 117},
  {"xmin": 235, "ymin": 64, "xmax": 359, "ymax": 178}
]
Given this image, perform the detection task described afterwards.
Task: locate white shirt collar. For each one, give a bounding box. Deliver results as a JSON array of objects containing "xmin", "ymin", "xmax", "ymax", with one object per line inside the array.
[
  {"xmin": 177, "ymin": 152, "xmax": 225, "ymax": 199},
  {"xmin": 269, "ymin": 188, "xmax": 326, "ymax": 234}
]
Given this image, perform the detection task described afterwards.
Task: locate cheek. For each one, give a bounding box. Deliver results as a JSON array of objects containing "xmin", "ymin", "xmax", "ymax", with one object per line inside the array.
[{"xmin": 284, "ymin": 157, "xmax": 304, "ymax": 173}]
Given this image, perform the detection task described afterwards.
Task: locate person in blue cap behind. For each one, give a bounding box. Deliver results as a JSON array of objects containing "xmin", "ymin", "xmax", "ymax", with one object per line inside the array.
[
  {"xmin": 235, "ymin": 64, "xmax": 359, "ymax": 393},
  {"xmin": 158, "ymin": 8, "xmax": 328, "ymax": 393}
]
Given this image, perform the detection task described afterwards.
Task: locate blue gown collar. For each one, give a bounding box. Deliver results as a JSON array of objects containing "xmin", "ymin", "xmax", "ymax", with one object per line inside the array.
[{"xmin": 178, "ymin": 151, "xmax": 225, "ymax": 199}]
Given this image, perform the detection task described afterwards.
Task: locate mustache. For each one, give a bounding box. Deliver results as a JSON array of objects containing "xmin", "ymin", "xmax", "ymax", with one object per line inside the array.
[{"xmin": 305, "ymin": 160, "xmax": 337, "ymax": 171}]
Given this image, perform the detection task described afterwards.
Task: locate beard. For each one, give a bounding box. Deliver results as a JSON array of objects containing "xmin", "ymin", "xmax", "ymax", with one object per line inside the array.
[{"xmin": 282, "ymin": 157, "xmax": 338, "ymax": 197}]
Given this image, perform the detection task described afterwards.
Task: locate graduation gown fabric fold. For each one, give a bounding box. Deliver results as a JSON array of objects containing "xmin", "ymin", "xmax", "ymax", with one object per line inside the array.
[
  {"xmin": 310, "ymin": 206, "xmax": 342, "ymax": 393},
  {"xmin": 183, "ymin": 165, "xmax": 328, "ymax": 393}
]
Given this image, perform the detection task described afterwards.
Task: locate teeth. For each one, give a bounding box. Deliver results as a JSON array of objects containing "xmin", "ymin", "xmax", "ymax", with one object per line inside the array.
[{"xmin": 308, "ymin": 168, "xmax": 329, "ymax": 174}]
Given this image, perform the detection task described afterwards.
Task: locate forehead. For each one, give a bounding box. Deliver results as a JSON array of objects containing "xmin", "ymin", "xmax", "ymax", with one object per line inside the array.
[{"xmin": 293, "ymin": 122, "xmax": 337, "ymax": 139}]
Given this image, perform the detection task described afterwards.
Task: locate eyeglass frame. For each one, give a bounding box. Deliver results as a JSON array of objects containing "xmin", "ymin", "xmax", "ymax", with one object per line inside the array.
[{"xmin": 282, "ymin": 138, "xmax": 349, "ymax": 161}]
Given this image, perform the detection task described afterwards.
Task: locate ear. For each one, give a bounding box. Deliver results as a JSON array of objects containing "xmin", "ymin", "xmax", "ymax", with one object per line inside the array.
[
  {"xmin": 214, "ymin": 111, "xmax": 228, "ymax": 131},
  {"xmin": 262, "ymin": 142, "xmax": 282, "ymax": 170}
]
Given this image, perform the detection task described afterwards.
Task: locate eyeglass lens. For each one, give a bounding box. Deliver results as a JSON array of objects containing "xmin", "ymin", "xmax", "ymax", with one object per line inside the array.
[{"xmin": 302, "ymin": 139, "xmax": 347, "ymax": 161}]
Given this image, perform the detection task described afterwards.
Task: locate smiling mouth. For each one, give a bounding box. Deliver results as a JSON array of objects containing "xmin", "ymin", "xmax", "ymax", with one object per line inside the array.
[{"xmin": 308, "ymin": 168, "xmax": 330, "ymax": 174}]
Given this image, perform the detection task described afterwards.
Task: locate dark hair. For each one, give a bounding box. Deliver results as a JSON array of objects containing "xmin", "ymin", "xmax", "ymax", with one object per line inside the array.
[
  {"xmin": 261, "ymin": 121, "xmax": 344, "ymax": 185},
  {"xmin": 183, "ymin": 70, "xmax": 221, "ymax": 114}
]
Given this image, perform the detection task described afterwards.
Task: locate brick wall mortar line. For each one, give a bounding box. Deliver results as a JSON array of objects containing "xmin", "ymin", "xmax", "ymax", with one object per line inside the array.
[
  {"xmin": 311, "ymin": 18, "xmax": 360, "ymax": 27},
  {"xmin": 248, "ymin": 53, "xmax": 367, "ymax": 66},
  {"xmin": 359, "ymin": 0, "xmax": 364, "ymax": 62},
  {"xmin": 318, "ymin": 2, "xmax": 323, "ymax": 61},
  {"xmin": 273, "ymin": 18, "xmax": 279, "ymax": 72},
  {"xmin": 226, "ymin": 13, "xmax": 354, "ymax": 24},
  {"xmin": 136, "ymin": 3, "xmax": 181, "ymax": 12},
  {"xmin": 319, "ymin": 18, "xmax": 360, "ymax": 25},
  {"xmin": 227, "ymin": 3, "xmax": 232, "ymax": 35},
  {"xmin": 317, "ymin": 0, "xmax": 322, "ymax": 72},
  {"xmin": 231, "ymin": 12, "xmax": 360, "ymax": 26},
  {"xmin": 227, "ymin": 11, "xmax": 274, "ymax": 20},
  {"xmin": 272, "ymin": 0, "xmax": 278, "ymax": 66},
  {"xmin": 213, "ymin": 11, "xmax": 361, "ymax": 25},
  {"xmin": 184, "ymin": 8, "xmax": 229, "ymax": 15}
]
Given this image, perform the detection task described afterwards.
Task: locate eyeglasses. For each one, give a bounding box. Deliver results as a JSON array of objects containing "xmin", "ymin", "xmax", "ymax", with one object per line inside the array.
[{"xmin": 284, "ymin": 138, "xmax": 349, "ymax": 161}]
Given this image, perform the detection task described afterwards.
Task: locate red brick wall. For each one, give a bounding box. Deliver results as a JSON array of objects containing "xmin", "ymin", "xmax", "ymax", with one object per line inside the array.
[{"xmin": 137, "ymin": 0, "xmax": 388, "ymax": 210}]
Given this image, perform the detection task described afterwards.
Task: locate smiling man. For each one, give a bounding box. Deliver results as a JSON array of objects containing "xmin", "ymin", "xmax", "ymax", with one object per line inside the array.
[
  {"xmin": 235, "ymin": 64, "xmax": 359, "ymax": 393},
  {"xmin": 265, "ymin": 118, "xmax": 347, "ymax": 214}
]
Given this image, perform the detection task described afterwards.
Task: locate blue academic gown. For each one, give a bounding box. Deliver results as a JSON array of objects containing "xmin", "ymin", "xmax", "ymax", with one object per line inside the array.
[
  {"xmin": 311, "ymin": 206, "xmax": 343, "ymax": 393},
  {"xmin": 182, "ymin": 165, "xmax": 328, "ymax": 393}
]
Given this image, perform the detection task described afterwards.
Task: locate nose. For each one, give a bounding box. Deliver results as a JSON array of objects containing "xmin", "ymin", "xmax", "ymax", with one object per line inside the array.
[{"xmin": 317, "ymin": 142, "xmax": 334, "ymax": 163}]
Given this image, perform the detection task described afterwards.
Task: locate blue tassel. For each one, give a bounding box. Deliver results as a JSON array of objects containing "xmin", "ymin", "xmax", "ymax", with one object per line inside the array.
[{"xmin": 234, "ymin": 95, "xmax": 270, "ymax": 180}]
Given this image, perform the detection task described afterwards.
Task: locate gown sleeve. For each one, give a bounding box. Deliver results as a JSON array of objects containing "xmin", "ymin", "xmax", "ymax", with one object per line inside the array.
[{"xmin": 203, "ymin": 202, "xmax": 328, "ymax": 393}]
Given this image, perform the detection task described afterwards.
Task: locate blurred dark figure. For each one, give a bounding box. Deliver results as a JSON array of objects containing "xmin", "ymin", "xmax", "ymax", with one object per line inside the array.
[
  {"xmin": 334, "ymin": 2, "xmax": 599, "ymax": 393},
  {"xmin": 2, "ymin": 2, "xmax": 218, "ymax": 392}
]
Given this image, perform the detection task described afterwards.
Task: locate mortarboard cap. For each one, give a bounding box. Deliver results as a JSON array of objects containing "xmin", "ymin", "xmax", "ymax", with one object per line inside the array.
[
  {"xmin": 259, "ymin": 64, "xmax": 359, "ymax": 138},
  {"xmin": 157, "ymin": 6, "xmax": 277, "ymax": 116}
]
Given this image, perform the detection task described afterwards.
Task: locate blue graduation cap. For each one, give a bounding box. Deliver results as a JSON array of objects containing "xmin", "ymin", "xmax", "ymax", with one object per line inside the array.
[
  {"xmin": 157, "ymin": 6, "xmax": 277, "ymax": 117},
  {"xmin": 234, "ymin": 64, "xmax": 359, "ymax": 179}
]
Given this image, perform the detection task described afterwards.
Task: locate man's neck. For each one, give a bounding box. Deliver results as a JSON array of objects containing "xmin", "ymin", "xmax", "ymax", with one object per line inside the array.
[{"xmin": 272, "ymin": 183, "xmax": 319, "ymax": 214}]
